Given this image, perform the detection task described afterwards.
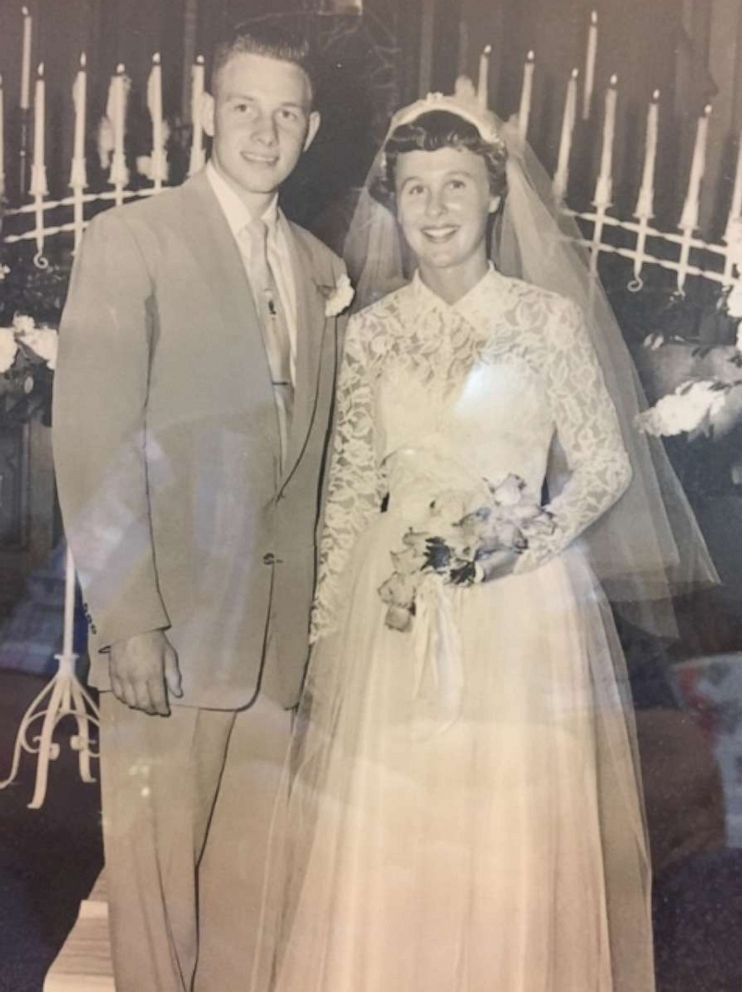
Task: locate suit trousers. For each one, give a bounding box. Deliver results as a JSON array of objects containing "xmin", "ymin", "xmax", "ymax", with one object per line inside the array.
[{"xmin": 99, "ymin": 678, "xmax": 291, "ymax": 992}]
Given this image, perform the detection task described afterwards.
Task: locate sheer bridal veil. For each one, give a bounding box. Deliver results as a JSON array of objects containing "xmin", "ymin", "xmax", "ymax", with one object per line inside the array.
[{"xmin": 343, "ymin": 75, "xmax": 717, "ymax": 638}]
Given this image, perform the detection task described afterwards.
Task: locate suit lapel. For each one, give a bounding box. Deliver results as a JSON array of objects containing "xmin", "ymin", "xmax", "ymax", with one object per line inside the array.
[{"xmin": 280, "ymin": 221, "xmax": 328, "ymax": 490}]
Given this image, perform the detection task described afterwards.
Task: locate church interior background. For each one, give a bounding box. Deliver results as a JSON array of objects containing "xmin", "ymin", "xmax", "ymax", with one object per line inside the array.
[{"xmin": 1, "ymin": 1, "xmax": 742, "ymax": 990}]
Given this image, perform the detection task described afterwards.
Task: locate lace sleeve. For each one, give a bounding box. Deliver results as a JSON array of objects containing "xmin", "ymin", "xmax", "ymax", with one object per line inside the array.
[
  {"xmin": 516, "ymin": 297, "xmax": 632, "ymax": 571},
  {"xmin": 311, "ymin": 311, "xmax": 387, "ymax": 641}
]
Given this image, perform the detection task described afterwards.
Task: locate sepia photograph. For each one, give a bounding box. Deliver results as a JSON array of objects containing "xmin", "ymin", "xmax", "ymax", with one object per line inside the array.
[{"xmin": 0, "ymin": 1, "xmax": 742, "ymax": 990}]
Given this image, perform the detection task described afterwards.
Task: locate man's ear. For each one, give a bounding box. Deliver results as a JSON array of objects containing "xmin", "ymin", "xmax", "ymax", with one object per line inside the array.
[
  {"xmin": 304, "ymin": 110, "xmax": 321, "ymax": 152},
  {"xmin": 488, "ymin": 194, "xmax": 501, "ymax": 215},
  {"xmin": 201, "ymin": 92, "xmax": 216, "ymax": 139}
]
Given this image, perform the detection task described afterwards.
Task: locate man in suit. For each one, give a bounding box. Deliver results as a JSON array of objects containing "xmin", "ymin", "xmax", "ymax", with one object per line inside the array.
[{"xmin": 53, "ymin": 23, "xmax": 349, "ymax": 992}]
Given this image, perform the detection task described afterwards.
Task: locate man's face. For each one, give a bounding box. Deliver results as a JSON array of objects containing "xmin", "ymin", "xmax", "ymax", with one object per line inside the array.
[{"xmin": 203, "ymin": 51, "xmax": 320, "ymax": 199}]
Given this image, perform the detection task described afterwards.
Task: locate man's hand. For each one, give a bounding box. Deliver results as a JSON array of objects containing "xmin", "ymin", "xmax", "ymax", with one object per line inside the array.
[{"xmin": 109, "ymin": 630, "xmax": 183, "ymax": 716}]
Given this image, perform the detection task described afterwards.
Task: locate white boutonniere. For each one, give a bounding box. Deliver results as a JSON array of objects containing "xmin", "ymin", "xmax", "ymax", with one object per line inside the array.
[{"xmin": 323, "ymin": 272, "xmax": 355, "ymax": 318}]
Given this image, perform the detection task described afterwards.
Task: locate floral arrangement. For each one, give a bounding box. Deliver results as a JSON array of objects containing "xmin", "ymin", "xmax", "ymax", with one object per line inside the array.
[
  {"xmin": 636, "ymin": 220, "xmax": 742, "ymax": 443},
  {"xmin": 0, "ymin": 314, "xmax": 58, "ymax": 425},
  {"xmin": 0, "ymin": 241, "xmax": 70, "ymax": 426},
  {"xmin": 378, "ymin": 474, "xmax": 555, "ymax": 632}
]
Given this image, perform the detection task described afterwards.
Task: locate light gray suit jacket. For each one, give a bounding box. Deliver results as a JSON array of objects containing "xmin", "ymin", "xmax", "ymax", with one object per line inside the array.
[{"xmin": 52, "ymin": 170, "xmax": 346, "ymax": 710}]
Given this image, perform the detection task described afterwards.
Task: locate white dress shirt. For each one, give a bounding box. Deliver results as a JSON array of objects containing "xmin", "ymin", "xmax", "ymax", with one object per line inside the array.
[{"xmin": 206, "ymin": 161, "xmax": 298, "ymax": 382}]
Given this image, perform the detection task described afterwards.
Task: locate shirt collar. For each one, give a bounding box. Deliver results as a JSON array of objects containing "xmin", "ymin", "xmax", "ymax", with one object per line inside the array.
[{"xmin": 206, "ymin": 160, "xmax": 281, "ymax": 239}]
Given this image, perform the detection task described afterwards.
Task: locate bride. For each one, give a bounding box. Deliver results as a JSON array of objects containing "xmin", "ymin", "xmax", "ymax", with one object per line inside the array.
[{"xmin": 255, "ymin": 81, "xmax": 716, "ymax": 992}]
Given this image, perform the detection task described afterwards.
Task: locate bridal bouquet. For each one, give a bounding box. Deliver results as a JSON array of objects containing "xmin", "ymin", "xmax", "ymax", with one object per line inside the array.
[{"xmin": 378, "ymin": 474, "xmax": 556, "ymax": 632}]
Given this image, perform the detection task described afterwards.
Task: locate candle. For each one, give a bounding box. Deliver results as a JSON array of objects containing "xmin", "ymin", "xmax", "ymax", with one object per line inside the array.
[
  {"xmin": 20, "ymin": 5, "xmax": 32, "ymax": 111},
  {"xmin": 477, "ymin": 44, "xmax": 492, "ymax": 109},
  {"xmin": 518, "ymin": 50, "xmax": 535, "ymax": 142},
  {"xmin": 553, "ymin": 68, "xmax": 578, "ymax": 202},
  {"xmin": 594, "ymin": 74, "xmax": 617, "ymax": 207},
  {"xmin": 189, "ymin": 55, "xmax": 205, "ymax": 175},
  {"xmin": 70, "ymin": 53, "xmax": 87, "ymax": 188},
  {"xmin": 107, "ymin": 63, "xmax": 129, "ymax": 189},
  {"xmin": 582, "ymin": 10, "xmax": 598, "ymax": 120},
  {"xmin": 680, "ymin": 103, "xmax": 711, "ymax": 232},
  {"xmin": 147, "ymin": 52, "xmax": 165, "ymax": 182},
  {"xmin": 635, "ymin": 89, "xmax": 659, "ymax": 219},
  {"xmin": 0, "ymin": 74, "xmax": 4, "ymax": 199},
  {"xmin": 33, "ymin": 64, "xmax": 44, "ymax": 166}
]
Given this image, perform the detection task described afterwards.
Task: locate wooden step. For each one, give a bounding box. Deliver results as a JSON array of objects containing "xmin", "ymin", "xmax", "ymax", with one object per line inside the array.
[{"xmin": 44, "ymin": 871, "xmax": 115, "ymax": 991}]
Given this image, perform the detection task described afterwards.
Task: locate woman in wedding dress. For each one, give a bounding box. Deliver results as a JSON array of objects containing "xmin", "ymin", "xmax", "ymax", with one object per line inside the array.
[{"xmin": 255, "ymin": 86, "xmax": 715, "ymax": 992}]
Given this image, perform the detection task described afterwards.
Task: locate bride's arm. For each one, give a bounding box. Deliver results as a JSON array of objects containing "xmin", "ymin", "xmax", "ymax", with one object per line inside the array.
[
  {"xmin": 311, "ymin": 311, "xmax": 387, "ymax": 640},
  {"xmin": 514, "ymin": 296, "xmax": 632, "ymax": 573}
]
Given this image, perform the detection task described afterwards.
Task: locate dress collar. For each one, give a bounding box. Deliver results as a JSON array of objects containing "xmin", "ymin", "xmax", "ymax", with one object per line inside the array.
[{"xmin": 410, "ymin": 264, "xmax": 507, "ymax": 320}]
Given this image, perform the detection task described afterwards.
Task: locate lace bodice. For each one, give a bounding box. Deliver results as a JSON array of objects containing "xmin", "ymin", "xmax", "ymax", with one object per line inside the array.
[{"xmin": 312, "ymin": 268, "xmax": 631, "ymax": 639}]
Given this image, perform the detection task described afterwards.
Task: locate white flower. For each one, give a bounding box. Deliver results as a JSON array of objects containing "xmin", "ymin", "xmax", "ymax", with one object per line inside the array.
[
  {"xmin": 0, "ymin": 330, "xmax": 19, "ymax": 373},
  {"xmin": 636, "ymin": 379, "xmax": 728, "ymax": 437},
  {"xmin": 324, "ymin": 273, "xmax": 355, "ymax": 317},
  {"xmin": 0, "ymin": 265, "xmax": 10, "ymax": 282},
  {"xmin": 12, "ymin": 313, "xmax": 35, "ymax": 335},
  {"xmin": 18, "ymin": 328, "xmax": 58, "ymax": 370}
]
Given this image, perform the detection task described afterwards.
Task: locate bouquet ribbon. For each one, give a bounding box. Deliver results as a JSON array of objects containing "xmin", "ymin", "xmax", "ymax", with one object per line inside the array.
[{"xmin": 410, "ymin": 575, "xmax": 464, "ymax": 736}]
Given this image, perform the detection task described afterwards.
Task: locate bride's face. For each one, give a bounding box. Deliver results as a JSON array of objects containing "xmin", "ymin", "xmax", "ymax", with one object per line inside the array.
[{"xmin": 394, "ymin": 146, "xmax": 499, "ymax": 275}]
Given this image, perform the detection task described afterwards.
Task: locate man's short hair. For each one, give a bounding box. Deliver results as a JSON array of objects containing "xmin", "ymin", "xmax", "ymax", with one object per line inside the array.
[{"xmin": 211, "ymin": 20, "xmax": 317, "ymax": 103}]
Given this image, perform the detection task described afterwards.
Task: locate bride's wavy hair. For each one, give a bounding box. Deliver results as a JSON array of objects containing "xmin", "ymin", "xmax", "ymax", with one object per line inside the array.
[{"xmin": 371, "ymin": 110, "xmax": 508, "ymax": 211}]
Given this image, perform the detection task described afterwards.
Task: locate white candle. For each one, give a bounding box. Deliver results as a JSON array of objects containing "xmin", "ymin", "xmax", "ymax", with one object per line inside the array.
[
  {"xmin": 107, "ymin": 63, "xmax": 129, "ymax": 189},
  {"xmin": 635, "ymin": 89, "xmax": 659, "ymax": 218},
  {"xmin": 188, "ymin": 55, "xmax": 205, "ymax": 175},
  {"xmin": 477, "ymin": 44, "xmax": 492, "ymax": 109},
  {"xmin": 518, "ymin": 50, "xmax": 535, "ymax": 142},
  {"xmin": 594, "ymin": 74, "xmax": 617, "ymax": 207},
  {"xmin": 70, "ymin": 52, "xmax": 87, "ymax": 190},
  {"xmin": 680, "ymin": 103, "xmax": 711, "ymax": 232},
  {"xmin": 20, "ymin": 5, "xmax": 32, "ymax": 111},
  {"xmin": 32, "ymin": 62, "xmax": 44, "ymax": 168},
  {"xmin": 582, "ymin": 10, "xmax": 598, "ymax": 120},
  {"xmin": 553, "ymin": 68, "xmax": 578, "ymax": 202},
  {"xmin": 73, "ymin": 53, "xmax": 87, "ymax": 161},
  {"xmin": 29, "ymin": 62, "xmax": 47, "ymax": 196},
  {"xmin": 0, "ymin": 74, "xmax": 5, "ymax": 199},
  {"xmin": 147, "ymin": 52, "xmax": 165, "ymax": 182},
  {"xmin": 114, "ymin": 65, "xmax": 125, "ymax": 156}
]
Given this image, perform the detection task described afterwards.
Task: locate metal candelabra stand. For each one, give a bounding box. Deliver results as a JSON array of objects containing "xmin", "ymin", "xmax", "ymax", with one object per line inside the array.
[{"xmin": 0, "ymin": 547, "xmax": 100, "ymax": 809}]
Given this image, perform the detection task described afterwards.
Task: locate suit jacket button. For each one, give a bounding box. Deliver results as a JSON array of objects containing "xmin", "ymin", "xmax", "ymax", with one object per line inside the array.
[{"xmin": 263, "ymin": 552, "xmax": 275, "ymax": 565}]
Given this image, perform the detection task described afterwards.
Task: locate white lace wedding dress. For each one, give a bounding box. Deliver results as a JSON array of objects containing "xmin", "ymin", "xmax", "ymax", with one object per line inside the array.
[{"xmin": 262, "ymin": 267, "xmax": 655, "ymax": 992}]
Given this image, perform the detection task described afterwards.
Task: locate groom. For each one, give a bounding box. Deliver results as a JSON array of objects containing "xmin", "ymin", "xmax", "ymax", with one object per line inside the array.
[{"xmin": 53, "ymin": 22, "xmax": 348, "ymax": 992}]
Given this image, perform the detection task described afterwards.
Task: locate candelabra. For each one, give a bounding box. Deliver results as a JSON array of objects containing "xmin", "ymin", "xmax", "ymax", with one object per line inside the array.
[{"xmin": 0, "ymin": 547, "xmax": 99, "ymax": 809}]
